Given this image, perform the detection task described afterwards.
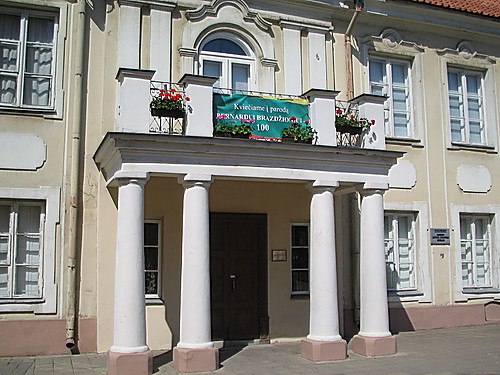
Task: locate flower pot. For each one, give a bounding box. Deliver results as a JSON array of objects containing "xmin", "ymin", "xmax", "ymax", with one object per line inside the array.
[
  {"xmin": 231, "ymin": 133, "xmax": 251, "ymax": 139},
  {"xmin": 151, "ymin": 108, "xmax": 185, "ymax": 118},
  {"xmin": 281, "ymin": 136, "xmax": 312, "ymax": 144},
  {"xmin": 214, "ymin": 131, "xmax": 233, "ymax": 138},
  {"xmin": 335, "ymin": 125, "xmax": 363, "ymax": 135}
]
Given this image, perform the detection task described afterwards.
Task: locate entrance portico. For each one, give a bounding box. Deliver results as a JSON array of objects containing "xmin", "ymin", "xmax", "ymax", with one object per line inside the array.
[{"xmin": 95, "ymin": 134, "xmax": 402, "ymax": 373}]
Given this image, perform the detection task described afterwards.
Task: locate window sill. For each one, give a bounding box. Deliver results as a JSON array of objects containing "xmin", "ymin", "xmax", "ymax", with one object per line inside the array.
[
  {"xmin": 387, "ymin": 290, "xmax": 430, "ymax": 303},
  {"xmin": 463, "ymin": 288, "xmax": 500, "ymax": 295},
  {"xmin": 145, "ymin": 297, "xmax": 164, "ymax": 305},
  {"xmin": 386, "ymin": 137, "xmax": 424, "ymax": 148},
  {"xmin": 290, "ymin": 293, "xmax": 309, "ymax": 300},
  {"xmin": 0, "ymin": 106, "xmax": 61, "ymax": 120},
  {"xmin": 448, "ymin": 143, "xmax": 497, "ymax": 154}
]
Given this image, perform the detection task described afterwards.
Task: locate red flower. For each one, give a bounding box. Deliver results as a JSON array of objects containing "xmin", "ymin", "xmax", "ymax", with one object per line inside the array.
[
  {"xmin": 370, "ymin": 119, "xmax": 376, "ymax": 125},
  {"xmin": 351, "ymin": 115, "xmax": 355, "ymax": 119},
  {"xmin": 185, "ymin": 96, "xmax": 190, "ymax": 101},
  {"xmin": 290, "ymin": 116, "xmax": 297, "ymax": 121},
  {"xmin": 336, "ymin": 109, "xmax": 343, "ymax": 114},
  {"xmin": 305, "ymin": 120, "xmax": 310, "ymax": 125},
  {"xmin": 170, "ymin": 88, "xmax": 176, "ymax": 93}
]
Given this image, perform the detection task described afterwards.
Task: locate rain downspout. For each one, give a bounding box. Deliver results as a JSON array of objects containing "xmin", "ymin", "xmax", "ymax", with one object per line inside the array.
[
  {"xmin": 65, "ymin": 0, "xmax": 86, "ymax": 351},
  {"xmin": 345, "ymin": 0, "xmax": 364, "ymax": 100}
]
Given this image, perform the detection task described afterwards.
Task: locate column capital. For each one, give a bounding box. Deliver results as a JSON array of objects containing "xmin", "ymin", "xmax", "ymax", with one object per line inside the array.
[
  {"xmin": 361, "ymin": 181, "xmax": 389, "ymax": 195},
  {"xmin": 113, "ymin": 172, "xmax": 150, "ymax": 188},
  {"xmin": 178, "ymin": 174, "xmax": 213, "ymax": 188},
  {"xmin": 307, "ymin": 180, "xmax": 339, "ymax": 193}
]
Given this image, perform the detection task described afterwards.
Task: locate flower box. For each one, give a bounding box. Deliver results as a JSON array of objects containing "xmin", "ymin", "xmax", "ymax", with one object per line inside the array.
[
  {"xmin": 281, "ymin": 136, "xmax": 313, "ymax": 144},
  {"xmin": 150, "ymin": 108, "xmax": 185, "ymax": 118},
  {"xmin": 335, "ymin": 125, "xmax": 364, "ymax": 135}
]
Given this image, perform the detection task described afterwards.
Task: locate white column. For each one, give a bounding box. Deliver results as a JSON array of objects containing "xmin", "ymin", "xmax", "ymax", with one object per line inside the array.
[
  {"xmin": 281, "ymin": 22, "xmax": 302, "ymax": 95},
  {"xmin": 359, "ymin": 185, "xmax": 391, "ymax": 337},
  {"xmin": 150, "ymin": 6, "xmax": 173, "ymax": 82},
  {"xmin": 118, "ymin": 2, "xmax": 141, "ymax": 69},
  {"xmin": 178, "ymin": 174, "xmax": 213, "ymax": 349},
  {"xmin": 179, "ymin": 48, "xmax": 197, "ymax": 76},
  {"xmin": 111, "ymin": 175, "xmax": 149, "ymax": 353},
  {"xmin": 307, "ymin": 28, "xmax": 327, "ymax": 90},
  {"xmin": 308, "ymin": 181, "xmax": 341, "ymax": 341},
  {"xmin": 261, "ymin": 58, "xmax": 278, "ymax": 93},
  {"xmin": 304, "ymin": 89, "xmax": 339, "ymax": 146}
]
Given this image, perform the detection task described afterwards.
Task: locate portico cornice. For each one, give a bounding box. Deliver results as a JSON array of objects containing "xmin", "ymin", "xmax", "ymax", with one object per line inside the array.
[{"xmin": 94, "ymin": 133, "xmax": 403, "ymax": 186}]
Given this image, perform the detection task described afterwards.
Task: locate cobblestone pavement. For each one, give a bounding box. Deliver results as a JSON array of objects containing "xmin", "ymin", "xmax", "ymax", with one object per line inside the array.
[{"xmin": 1, "ymin": 324, "xmax": 500, "ymax": 375}]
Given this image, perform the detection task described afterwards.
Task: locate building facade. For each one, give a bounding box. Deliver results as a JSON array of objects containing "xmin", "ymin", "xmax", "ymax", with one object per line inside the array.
[{"xmin": 1, "ymin": 0, "xmax": 499, "ymax": 374}]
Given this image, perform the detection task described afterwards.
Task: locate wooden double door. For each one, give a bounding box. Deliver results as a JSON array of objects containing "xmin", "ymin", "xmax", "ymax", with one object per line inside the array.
[{"xmin": 210, "ymin": 213, "xmax": 268, "ymax": 341}]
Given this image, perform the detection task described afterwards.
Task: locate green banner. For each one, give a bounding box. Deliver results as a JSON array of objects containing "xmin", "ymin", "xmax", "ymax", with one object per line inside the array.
[{"xmin": 213, "ymin": 93, "xmax": 309, "ymax": 141}]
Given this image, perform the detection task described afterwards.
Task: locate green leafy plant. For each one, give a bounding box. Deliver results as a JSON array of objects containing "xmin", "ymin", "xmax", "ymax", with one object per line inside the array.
[
  {"xmin": 214, "ymin": 114, "xmax": 254, "ymax": 135},
  {"xmin": 335, "ymin": 108, "xmax": 375, "ymax": 130},
  {"xmin": 150, "ymin": 88, "xmax": 190, "ymax": 111},
  {"xmin": 281, "ymin": 116, "xmax": 316, "ymax": 143}
]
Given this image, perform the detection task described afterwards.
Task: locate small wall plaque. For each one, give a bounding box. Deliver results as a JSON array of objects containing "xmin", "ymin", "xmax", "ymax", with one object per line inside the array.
[
  {"xmin": 430, "ymin": 228, "xmax": 450, "ymax": 245},
  {"xmin": 272, "ymin": 249, "xmax": 287, "ymax": 262}
]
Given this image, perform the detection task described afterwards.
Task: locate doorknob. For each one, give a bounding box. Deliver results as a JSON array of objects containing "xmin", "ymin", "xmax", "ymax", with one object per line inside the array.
[{"xmin": 230, "ymin": 274, "xmax": 236, "ymax": 291}]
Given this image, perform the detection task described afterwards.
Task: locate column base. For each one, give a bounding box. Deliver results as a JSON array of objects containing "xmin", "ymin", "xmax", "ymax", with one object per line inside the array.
[
  {"xmin": 173, "ymin": 346, "xmax": 219, "ymax": 373},
  {"xmin": 107, "ymin": 350, "xmax": 153, "ymax": 375},
  {"xmin": 301, "ymin": 338, "xmax": 347, "ymax": 362},
  {"xmin": 350, "ymin": 334, "xmax": 397, "ymax": 357}
]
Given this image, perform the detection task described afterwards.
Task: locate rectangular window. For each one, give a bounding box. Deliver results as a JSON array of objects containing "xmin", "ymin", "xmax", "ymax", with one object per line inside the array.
[
  {"xmin": 460, "ymin": 215, "xmax": 492, "ymax": 288},
  {"xmin": 384, "ymin": 212, "xmax": 416, "ymax": 291},
  {"xmin": 0, "ymin": 202, "xmax": 44, "ymax": 299},
  {"xmin": 144, "ymin": 221, "xmax": 161, "ymax": 298},
  {"xmin": 0, "ymin": 9, "xmax": 57, "ymax": 109},
  {"xmin": 291, "ymin": 224, "xmax": 309, "ymax": 294},
  {"xmin": 447, "ymin": 69, "xmax": 485, "ymax": 145},
  {"xmin": 369, "ymin": 57, "xmax": 412, "ymax": 138}
]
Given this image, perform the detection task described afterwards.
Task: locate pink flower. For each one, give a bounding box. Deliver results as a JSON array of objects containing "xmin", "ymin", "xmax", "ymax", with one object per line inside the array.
[
  {"xmin": 290, "ymin": 116, "xmax": 296, "ymax": 121},
  {"xmin": 305, "ymin": 120, "xmax": 310, "ymax": 125}
]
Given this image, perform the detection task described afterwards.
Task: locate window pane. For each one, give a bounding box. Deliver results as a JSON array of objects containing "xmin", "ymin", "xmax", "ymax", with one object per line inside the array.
[
  {"xmin": 449, "ymin": 95, "xmax": 462, "ymax": 118},
  {"xmin": 203, "ymin": 60, "xmax": 222, "ymax": 88},
  {"xmin": 18, "ymin": 206, "xmax": 41, "ymax": 233},
  {"xmin": 144, "ymin": 223, "xmax": 158, "ymax": 246},
  {"xmin": 16, "ymin": 235, "xmax": 40, "ymax": 265},
  {"xmin": 450, "ymin": 119, "xmax": 463, "ymax": 142},
  {"xmin": 371, "ymin": 84, "xmax": 384, "ymax": 96},
  {"xmin": 145, "ymin": 271, "xmax": 158, "ymax": 295},
  {"xmin": 462, "ymin": 263, "xmax": 472, "ymax": 286},
  {"xmin": 0, "ymin": 267, "xmax": 8, "ymax": 296},
  {"xmin": 25, "ymin": 47, "xmax": 53, "ymax": 75},
  {"xmin": 0, "ymin": 205, "xmax": 10, "ymax": 232},
  {"xmin": 391, "ymin": 63, "xmax": 407, "ymax": 84},
  {"xmin": 386, "ymin": 261, "xmax": 397, "ymax": 290},
  {"xmin": 369, "ymin": 61, "xmax": 384, "ymax": 83},
  {"xmin": 466, "ymin": 75, "xmax": 480, "ymax": 95},
  {"xmin": 291, "ymin": 248, "xmax": 308, "ymax": 269},
  {"xmin": 232, "ymin": 63, "xmax": 249, "ymax": 91},
  {"xmin": 23, "ymin": 77, "xmax": 51, "ymax": 106},
  {"xmin": 15, "ymin": 265, "xmax": 39, "ymax": 296},
  {"xmin": 467, "ymin": 98, "xmax": 481, "ymax": 120},
  {"xmin": 292, "ymin": 270, "xmax": 308, "ymax": 292},
  {"xmin": 202, "ymin": 39, "xmax": 246, "ymax": 56},
  {"xmin": 0, "ymin": 14, "xmax": 20, "ymax": 41},
  {"xmin": 447, "ymin": 71, "xmax": 460, "ymax": 92},
  {"xmin": 393, "ymin": 113, "xmax": 409, "ymax": 137},
  {"xmin": 27, "ymin": 18, "xmax": 54, "ymax": 44},
  {"xmin": 291, "ymin": 226, "xmax": 308, "ymax": 246},
  {"xmin": 0, "ymin": 43, "xmax": 18, "ymax": 71},
  {"xmin": 0, "ymin": 236, "xmax": 8, "ymax": 264},
  {"xmin": 144, "ymin": 247, "xmax": 158, "ymax": 271},
  {"xmin": 0, "ymin": 75, "xmax": 17, "ymax": 104},
  {"xmin": 392, "ymin": 88, "xmax": 408, "ymax": 111},
  {"xmin": 469, "ymin": 121, "xmax": 482, "ymax": 144}
]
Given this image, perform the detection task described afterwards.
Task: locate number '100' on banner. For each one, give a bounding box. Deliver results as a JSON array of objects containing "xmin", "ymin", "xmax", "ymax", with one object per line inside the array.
[{"xmin": 213, "ymin": 93, "xmax": 310, "ymax": 141}]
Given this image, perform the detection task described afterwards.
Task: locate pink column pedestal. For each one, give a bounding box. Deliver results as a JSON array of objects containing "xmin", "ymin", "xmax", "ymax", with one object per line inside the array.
[
  {"xmin": 173, "ymin": 347, "xmax": 219, "ymax": 373},
  {"xmin": 107, "ymin": 350, "xmax": 153, "ymax": 375},
  {"xmin": 301, "ymin": 338, "xmax": 347, "ymax": 362},
  {"xmin": 350, "ymin": 334, "xmax": 397, "ymax": 357}
]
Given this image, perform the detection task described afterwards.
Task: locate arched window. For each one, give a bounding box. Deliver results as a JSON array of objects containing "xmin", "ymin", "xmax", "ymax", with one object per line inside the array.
[{"xmin": 199, "ymin": 34, "xmax": 255, "ymax": 91}]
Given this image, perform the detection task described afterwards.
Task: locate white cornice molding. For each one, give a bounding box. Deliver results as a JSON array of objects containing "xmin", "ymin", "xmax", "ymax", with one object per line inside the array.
[
  {"xmin": 437, "ymin": 41, "xmax": 496, "ymax": 64},
  {"xmin": 186, "ymin": 0, "xmax": 273, "ymax": 33},
  {"xmin": 361, "ymin": 28, "xmax": 425, "ymax": 54},
  {"xmin": 118, "ymin": 0, "xmax": 177, "ymax": 8}
]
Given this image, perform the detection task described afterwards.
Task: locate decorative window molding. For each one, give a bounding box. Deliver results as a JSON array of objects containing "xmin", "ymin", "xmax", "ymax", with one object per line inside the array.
[
  {"xmin": 384, "ymin": 202, "xmax": 431, "ymax": 303},
  {"xmin": 290, "ymin": 223, "xmax": 309, "ymax": 296},
  {"xmin": 451, "ymin": 204, "xmax": 500, "ymax": 302},
  {"xmin": 439, "ymin": 41, "xmax": 498, "ymax": 151},
  {"xmin": 360, "ymin": 29, "xmax": 425, "ymax": 145},
  {"xmin": 0, "ymin": 187, "xmax": 59, "ymax": 313},
  {"xmin": 0, "ymin": 4, "xmax": 67, "ymax": 118}
]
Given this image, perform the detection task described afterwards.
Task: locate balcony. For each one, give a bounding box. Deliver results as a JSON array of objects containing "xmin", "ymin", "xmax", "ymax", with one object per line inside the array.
[{"xmin": 116, "ymin": 69, "xmax": 386, "ymax": 150}]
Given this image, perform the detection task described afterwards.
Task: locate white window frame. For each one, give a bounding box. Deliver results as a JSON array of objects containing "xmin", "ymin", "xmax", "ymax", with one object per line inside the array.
[
  {"xmin": 452, "ymin": 204, "xmax": 500, "ymax": 302},
  {"xmin": 0, "ymin": 187, "xmax": 59, "ymax": 313},
  {"xmin": 368, "ymin": 56, "xmax": 413, "ymax": 138},
  {"xmin": 290, "ymin": 223, "xmax": 309, "ymax": 296},
  {"xmin": 0, "ymin": 8, "xmax": 58, "ymax": 110},
  {"xmin": 384, "ymin": 211, "xmax": 417, "ymax": 291},
  {"xmin": 198, "ymin": 32, "xmax": 256, "ymax": 92},
  {"xmin": 384, "ymin": 202, "xmax": 431, "ymax": 303},
  {"xmin": 0, "ymin": 201, "xmax": 45, "ymax": 299},
  {"xmin": 144, "ymin": 220, "xmax": 162, "ymax": 302},
  {"xmin": 446, "ymin": 67, "xmax": 486, "ymax": 145}
]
